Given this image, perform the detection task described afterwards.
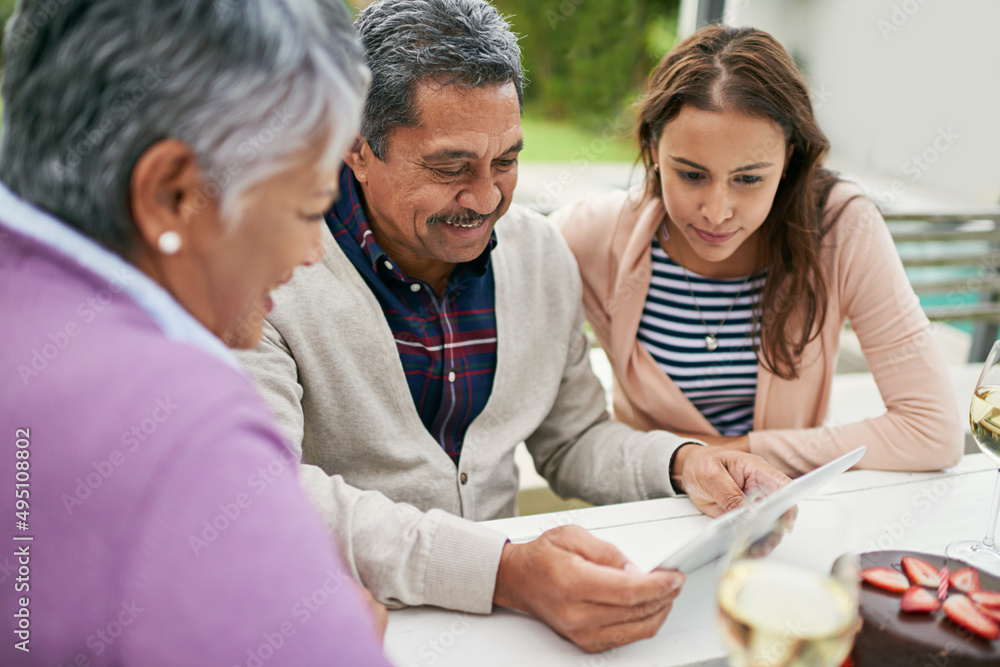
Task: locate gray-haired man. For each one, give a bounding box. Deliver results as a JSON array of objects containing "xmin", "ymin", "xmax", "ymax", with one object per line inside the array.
[{"xmin": 239, "ymin": 0, "xmax": 789, "ymax": 653}]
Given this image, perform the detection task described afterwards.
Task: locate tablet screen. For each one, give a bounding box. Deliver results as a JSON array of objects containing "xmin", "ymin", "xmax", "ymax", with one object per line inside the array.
[{"xmin": 652, "ymin": 446, "xmax": 866, "ymax": 574}]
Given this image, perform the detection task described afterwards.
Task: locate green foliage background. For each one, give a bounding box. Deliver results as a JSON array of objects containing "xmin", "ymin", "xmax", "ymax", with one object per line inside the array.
[
  {"xmin": 0, "ymin": 1, "xmax": 680, "ymax": 159},
  {"xmin": 0, "ymin": 0, "xmax": 13, "ymax": 125},
  {"xmin": 492, "ymin": 0, "xmax": 679, "ymax": 129},
  {"xmin": 0, "ymin": 0, "xmax": 14, "ymax": 38}
]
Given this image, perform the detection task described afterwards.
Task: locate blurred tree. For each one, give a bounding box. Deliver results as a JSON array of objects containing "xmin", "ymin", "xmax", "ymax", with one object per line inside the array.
[
  {"xmin": 0, "ymin": 1, "xmax": 681, "ymax": 131},
  {"xmin": 493, "ymin": 0, "xmax": 679, "ymax": 128},
  {"xmin": 0, "ymin": 0, "xmax": 18, "ymax": 67}
]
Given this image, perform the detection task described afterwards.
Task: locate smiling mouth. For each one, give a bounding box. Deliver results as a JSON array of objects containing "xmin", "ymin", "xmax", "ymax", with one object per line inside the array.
[
  {"xmin": 428, "ymin": 197, "xmax": 504, "ymax": 231},
  {"xmin": 442, "ymin": 217, "xmax": 488, "ymax": 229}
]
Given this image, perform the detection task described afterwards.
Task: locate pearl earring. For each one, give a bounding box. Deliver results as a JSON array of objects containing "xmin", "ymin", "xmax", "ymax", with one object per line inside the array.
[{"xmin": 157, "ymin": 231, "xmax": 182, "ymax": 255}]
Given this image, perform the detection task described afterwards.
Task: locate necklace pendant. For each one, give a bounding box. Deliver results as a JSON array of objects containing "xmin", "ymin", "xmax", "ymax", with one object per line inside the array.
[{"xmin": 704, "ymin": 334, "xmax": 719, "ymax": 351}]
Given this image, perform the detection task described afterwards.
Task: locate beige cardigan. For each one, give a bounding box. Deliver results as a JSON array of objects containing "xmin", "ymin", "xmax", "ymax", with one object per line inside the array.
[
  {"xmin": 236, "ymin": 204, "xmax": 693, "ymax": 615},
  {"xmin": 551, "ymin": 182, "xmax": 964, "ymax": 476}
]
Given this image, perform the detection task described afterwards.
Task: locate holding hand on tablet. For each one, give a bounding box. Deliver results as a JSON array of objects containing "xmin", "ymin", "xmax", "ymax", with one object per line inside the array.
[
  {"xmin": 493, "ymin": 525, "xmax": 685, "ymax": 653},
  {"xmin": 490, "ymin": 449, "xmax": 791, "ymax": 653},
  {"xmin": 670, "ymin": 445, "xmax": 792, "ymax": 518}
]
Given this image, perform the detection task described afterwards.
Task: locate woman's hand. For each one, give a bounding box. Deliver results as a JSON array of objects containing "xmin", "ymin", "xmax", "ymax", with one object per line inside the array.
[{"xmin": 670, "ymin": 445, "xmax": 790, "ymax": 518}]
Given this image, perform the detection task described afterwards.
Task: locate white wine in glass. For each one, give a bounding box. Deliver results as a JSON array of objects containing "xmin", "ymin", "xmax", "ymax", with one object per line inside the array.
[
  {"xmin": 946, "ymin": 339, "xmax": 1000, "ymax": 572},
  {"xmin": 971, "ymin": 385, "xmax": 1000, "ymax": 461},
  {"xmin": 717, "ymin": 500, "xmax": 859, "ymax": 667}
]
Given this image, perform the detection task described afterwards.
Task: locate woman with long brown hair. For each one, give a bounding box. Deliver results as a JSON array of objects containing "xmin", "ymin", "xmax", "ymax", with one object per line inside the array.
[{"xmin": 552, "ymin": 25, "xmax": 962, "ymax": 476}]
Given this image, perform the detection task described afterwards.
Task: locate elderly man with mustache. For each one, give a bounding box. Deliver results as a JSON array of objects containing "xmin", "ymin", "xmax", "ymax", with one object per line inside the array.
[{"xmin": 238, "ymin": 0, "xmax": 790, "ymax": 653}]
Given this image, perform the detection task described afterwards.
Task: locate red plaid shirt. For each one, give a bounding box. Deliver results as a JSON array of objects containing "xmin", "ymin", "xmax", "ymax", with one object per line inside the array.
[{"xmin": 326, "ymin": 167, "xmax": 498, "ymax": 464}]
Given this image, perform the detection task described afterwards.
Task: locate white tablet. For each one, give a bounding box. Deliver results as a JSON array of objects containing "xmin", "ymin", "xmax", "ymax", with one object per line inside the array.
[{"xmin": 652, "ymin": 445, "xmax": 866, "ymax": 574}]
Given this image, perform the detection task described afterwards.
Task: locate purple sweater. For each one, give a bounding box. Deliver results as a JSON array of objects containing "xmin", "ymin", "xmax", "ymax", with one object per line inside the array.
[{"xmin": 0, "ymin": 224, "xmax": 391, "ymax": 666}]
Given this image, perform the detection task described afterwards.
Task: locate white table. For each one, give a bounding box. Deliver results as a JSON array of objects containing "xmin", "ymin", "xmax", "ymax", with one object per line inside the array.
[{"xmin": 385, "ymin": 454, "xmax": 999, "ymax": 667}]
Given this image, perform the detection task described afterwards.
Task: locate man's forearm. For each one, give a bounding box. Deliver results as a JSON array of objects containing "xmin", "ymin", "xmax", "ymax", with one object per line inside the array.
[{"xmin": 297, "ymin": 463, "xmax": 507, "ymax": 613}]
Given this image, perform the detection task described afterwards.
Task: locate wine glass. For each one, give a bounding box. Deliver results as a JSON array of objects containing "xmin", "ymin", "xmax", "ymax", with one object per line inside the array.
[
  {"xmin": 717, "ymin": 499, "xmax": 860, "ymax": 667},
  {"xmin": 946, "ymin": 338, "xmax": 1000, "ymax": 573}
]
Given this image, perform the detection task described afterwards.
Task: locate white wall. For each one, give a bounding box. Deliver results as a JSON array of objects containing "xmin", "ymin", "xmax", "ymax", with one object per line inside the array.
[{"xmin": 718, "ymin": 0, "xmax": 1000, "ymax": 206}]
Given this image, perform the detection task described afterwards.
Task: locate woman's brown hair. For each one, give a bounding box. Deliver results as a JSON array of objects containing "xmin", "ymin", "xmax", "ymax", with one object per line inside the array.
[{"xmin": 637, "ymin": 25, "xmax": 851, "ymax": 380}]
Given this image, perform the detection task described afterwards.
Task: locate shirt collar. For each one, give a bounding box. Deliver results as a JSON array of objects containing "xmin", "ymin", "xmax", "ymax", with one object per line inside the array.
[
  {"xmin": 328, "ymin": 166, "xmax": 497, "ymax": 285},
  {"xmin": 330, "ymin": 166, "xmax": 391, "ymax": 274},
  {"xmin": 0, "ymin": 181, "xmax": 238, "ymax": 369}
]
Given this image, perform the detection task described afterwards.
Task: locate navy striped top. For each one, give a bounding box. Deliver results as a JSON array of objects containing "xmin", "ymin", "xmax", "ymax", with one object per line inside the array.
[{"xmin": 637, "ymin": 237, "xmax": 766, "ymax": 435}]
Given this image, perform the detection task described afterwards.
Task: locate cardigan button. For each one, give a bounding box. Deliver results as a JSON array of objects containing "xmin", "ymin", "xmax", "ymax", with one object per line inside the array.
[{"xmin": 460, "ymin": 472, "xmax": 468, "ymax": 484}]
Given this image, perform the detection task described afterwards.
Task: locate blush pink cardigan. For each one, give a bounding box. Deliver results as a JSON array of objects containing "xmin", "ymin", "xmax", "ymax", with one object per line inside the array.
[{"xmin": 551, "ymin": 182, "xmax": 964, "ymax": 476}]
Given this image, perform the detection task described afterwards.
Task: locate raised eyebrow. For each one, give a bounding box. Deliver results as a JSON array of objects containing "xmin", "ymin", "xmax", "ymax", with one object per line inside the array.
[{"xmin": 669, "ymin": 155, "xmax": 774, "ymax": 174}]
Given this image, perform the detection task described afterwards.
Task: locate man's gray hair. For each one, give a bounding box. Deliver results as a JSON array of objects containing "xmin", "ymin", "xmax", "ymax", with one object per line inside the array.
[
  {"xmin": 355, "ymin": 0, "xmax": 523, "ymax": 160},
  {"xmin": 0, "ymin": 0, "xmax": 369, "ymax": 256}
]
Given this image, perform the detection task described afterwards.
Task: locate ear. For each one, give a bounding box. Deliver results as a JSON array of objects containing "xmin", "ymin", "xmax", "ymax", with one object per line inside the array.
[
  {"xmin": 129, "ymin": 139, "xmax": 213, "ymax": 256},
  {"xmin": 344, "ymin": 136, "xmax": 375, "ymax": 184}
]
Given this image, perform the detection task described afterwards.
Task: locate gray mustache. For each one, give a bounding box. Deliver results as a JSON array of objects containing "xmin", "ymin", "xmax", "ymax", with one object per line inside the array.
[
  {"xmin": 427, "ymin": 197, "xmax": 504, "ymax": 226},
  {"xmin": 428, "ymin": 212, "xmax": 488, "ymax": 226}
]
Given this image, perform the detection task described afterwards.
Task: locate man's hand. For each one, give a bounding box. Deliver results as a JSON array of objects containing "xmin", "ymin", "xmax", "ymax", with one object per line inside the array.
[
  {"xmin": 671, "ymin": 445, "xmax": 791, "ymax": 518},
  {"xmin": 493, "ymin": 525, "xmax": 684, "ymax": 653}
]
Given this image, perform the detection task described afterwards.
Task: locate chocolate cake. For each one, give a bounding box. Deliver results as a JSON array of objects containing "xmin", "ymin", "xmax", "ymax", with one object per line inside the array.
[{"xmin": 853, "ymin": 551, "xmax": 1000, "ymax": 666}]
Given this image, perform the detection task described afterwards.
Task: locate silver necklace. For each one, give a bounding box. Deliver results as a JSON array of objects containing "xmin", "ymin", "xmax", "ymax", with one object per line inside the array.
[{"xmin": 660, "ymin": 220, "xmax": 755, "ymax": 352}]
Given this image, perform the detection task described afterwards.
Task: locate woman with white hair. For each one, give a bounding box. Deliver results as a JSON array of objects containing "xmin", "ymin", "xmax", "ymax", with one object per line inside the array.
[{"xmin": 0, "ymin": 1, "xmax": 391, "ymax": 664}]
